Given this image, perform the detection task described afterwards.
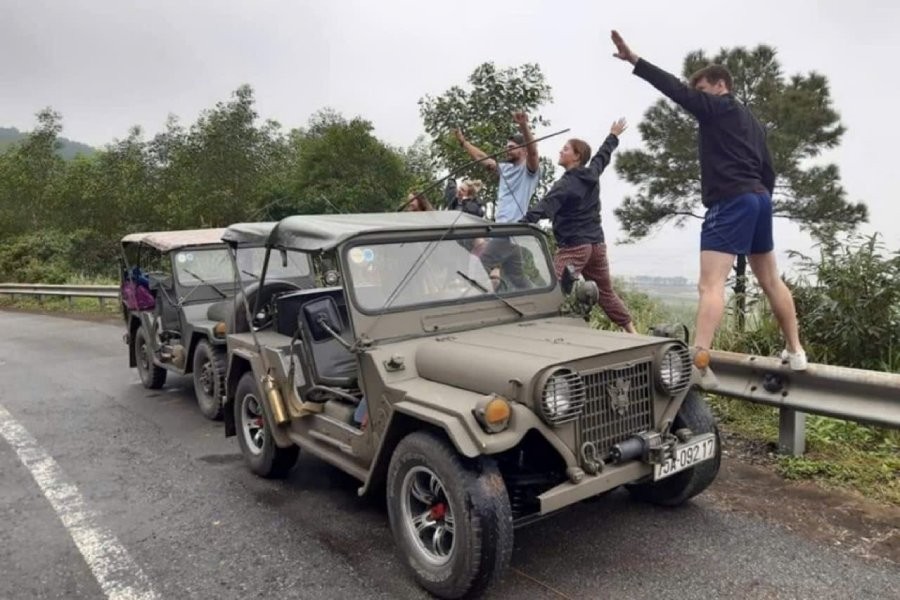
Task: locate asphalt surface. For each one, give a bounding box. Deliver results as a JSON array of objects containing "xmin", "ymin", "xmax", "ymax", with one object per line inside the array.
[{"xmin": 0, "ymin": 311, "xmax": 897, "ymax": 600}]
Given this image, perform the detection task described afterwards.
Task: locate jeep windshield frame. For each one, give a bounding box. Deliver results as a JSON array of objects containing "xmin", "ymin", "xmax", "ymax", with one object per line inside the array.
[
  {"xmin": 222, "ymin": 214, "xmax": 565, "ymax": 343},
  {"xmin": 341, "ymin": 230, "xmax": 556, "ymax": 317}
]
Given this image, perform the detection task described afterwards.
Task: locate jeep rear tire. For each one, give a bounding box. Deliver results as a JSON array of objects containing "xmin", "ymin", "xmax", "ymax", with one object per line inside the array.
[
  {"xmin": 386, "ymin": 431, "xmax": 513, "ymax": 600},
  {"xmin": 234, "ymin": 372, "xmax": 298, "ymax": 478},
  {"xmin": 134, "ymin": 326, "xmax": 166, "ymax": 390},
  {"xmin": 627, "ymin": 389, "xmax": 721, "ymax": 507},
  {"xmin": 192, "ymin": 340, "xmax": 224, "ymax": 420}
]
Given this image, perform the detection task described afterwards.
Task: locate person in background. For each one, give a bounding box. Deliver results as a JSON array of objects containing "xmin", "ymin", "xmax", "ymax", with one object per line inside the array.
[
  {"xmin": 610, "ymin": 30, "xmax": 806, "ymax": 369},
  {"xmin": 521, "ymin": 118, "xmax": 636, "ymax": 333},
  {"xmin": 445, "ymin": 178, "xmax": 485, "ymax": 217},
  {"xmin": 454, "ymin": 111, "xmax": 541, "ymax": 288},
  {"xmin": 404, "ymin": 191, "xmax": 434, "ymax": 212}
]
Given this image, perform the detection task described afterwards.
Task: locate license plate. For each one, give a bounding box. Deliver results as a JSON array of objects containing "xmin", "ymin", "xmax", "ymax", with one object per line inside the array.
[{"xmin": 653, "ymin": 433, "xmax": 717, "ymax": 481}]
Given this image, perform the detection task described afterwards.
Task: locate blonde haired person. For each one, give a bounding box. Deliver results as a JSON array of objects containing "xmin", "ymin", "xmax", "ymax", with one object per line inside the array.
[{"xmin": 446, "ymin": 178, "xmax": 485, "ymax": 218}]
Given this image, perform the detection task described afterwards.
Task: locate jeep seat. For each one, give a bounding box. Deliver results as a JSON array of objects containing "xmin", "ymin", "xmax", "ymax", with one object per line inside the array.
[{"xmin": 301, "ymin": 296, "xmax": 358, "ymax": 388}]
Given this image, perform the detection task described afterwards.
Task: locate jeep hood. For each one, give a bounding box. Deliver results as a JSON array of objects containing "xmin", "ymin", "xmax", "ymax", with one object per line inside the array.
[{"xmin": 414, "ymin": 317, "xmax": 663, "ymax": 398}]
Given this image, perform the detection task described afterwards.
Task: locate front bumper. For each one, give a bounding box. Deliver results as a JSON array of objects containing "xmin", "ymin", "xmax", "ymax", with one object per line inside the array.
[{"xmin": 537, "ymin": 460, "xmax": 651, "ymax": 514}]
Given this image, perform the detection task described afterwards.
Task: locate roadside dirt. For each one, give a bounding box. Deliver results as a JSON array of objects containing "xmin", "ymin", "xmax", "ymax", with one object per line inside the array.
[{"xmin": 711, "ymin": 429, "xmax": 900, "ymax": 564}]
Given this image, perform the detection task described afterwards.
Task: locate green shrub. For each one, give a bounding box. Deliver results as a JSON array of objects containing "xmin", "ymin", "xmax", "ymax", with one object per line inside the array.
[
  {"xmin": 0, "ymin": 228, "xmax": 118, "ymax": 283},
  {"xmin": 789, "ymin": 234, "xmax": 900, "ymax": 372},
  {"xmin": 0, "ymin": 230, "xmax": 73, "ymax": 283}
]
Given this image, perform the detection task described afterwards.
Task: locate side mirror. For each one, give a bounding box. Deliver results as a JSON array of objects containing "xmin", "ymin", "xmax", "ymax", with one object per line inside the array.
[
  {"xmin": 302, "ymin": 297, "xmax": 343, "ymax": 342},
  {"xmin": 573, "ymin": 278, "xmax": 599, "ymax": 307}
]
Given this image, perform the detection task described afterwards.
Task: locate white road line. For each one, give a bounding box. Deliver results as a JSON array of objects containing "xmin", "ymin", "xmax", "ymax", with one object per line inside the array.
[{"xmin": 0, "ymin": 403, "xmax": 159, "ymax": 600}]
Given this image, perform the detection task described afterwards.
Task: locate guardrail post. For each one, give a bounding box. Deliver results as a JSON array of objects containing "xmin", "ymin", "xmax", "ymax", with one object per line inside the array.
[
  {"xmin": 778, "ymin": 408, "xmax": 806, "ymax": 456},
  {"xmin": 98, "ymin": 297, "xmax": 106, "ymax": 309}
]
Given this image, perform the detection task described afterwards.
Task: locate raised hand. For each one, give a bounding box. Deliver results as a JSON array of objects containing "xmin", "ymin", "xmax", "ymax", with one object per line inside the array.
[
  {"xmin": 611, "ymin": 30, "xmax": 638, "ymax": 64},
  {"xmin": 610, "ymin": 117, "xmax": 628, "ymax": 137},
  {"xmin": 452, "ymin": 128, "xmax": 466, "ymax": 144},
  {"xmin": 512, "ymin": 110, "xmax": 528, "ymax": 126}
]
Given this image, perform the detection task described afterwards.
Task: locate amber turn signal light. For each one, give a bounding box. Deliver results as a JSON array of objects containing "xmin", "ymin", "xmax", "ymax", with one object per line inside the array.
[
  {"xmin": 692, "ymin": 347, "xmax": 711, "ymax": 370},
  {"xmin": 213, "ymin": 321, "xmax": 227, "ymax": 337},
  {"xmin": 473, "ymin": 395, "xmax": 512, "ymax": 433}
]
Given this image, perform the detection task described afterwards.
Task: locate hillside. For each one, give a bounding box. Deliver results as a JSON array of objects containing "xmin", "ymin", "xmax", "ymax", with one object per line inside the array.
[{"xmin": 0, "ymin": 127, "xmax": 96, "ymax": 160}]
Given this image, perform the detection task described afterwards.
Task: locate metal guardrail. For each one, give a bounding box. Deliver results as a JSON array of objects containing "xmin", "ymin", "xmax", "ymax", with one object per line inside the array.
[
  {"xmin": 709, "ymin": 350, "xmax": 900, "ymax": 456},
  {"xmin": 0, "ymin": 283, "xmax": 118, "ymax": 307},
  {"xmin": 1, "ymin": 282, "xmax": 896, "ymax": 456}
]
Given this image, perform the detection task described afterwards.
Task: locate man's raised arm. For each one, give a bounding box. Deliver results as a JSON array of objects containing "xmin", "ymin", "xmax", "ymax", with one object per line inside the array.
[
  {"xmin": 513, "ymin": 111, "xmax": 540, "ymax": 173},
  {"xmin": 611, "ymin": 30, "xmax": 718, "ymax": 119},
  {"xmin": 453, "ymin": 128, "xmax": 497, "ymax": 172}
]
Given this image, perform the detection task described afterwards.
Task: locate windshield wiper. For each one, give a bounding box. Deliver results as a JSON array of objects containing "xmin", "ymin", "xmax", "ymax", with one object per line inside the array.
[
  {"xmin": 456, "ymin": 270, "xmax": 524, "ymax": 318},
  {"xmin": 241, "ymin": 269, "xmax": 259, "ymax": 280},
  {"xmin": 183, "ymin": 269, "xmax": 228, "ymax": 298}
]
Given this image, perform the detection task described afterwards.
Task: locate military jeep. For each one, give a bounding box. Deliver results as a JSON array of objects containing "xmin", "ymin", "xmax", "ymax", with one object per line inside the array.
[
  {"xmin": 220, "ymin": 213, "xmax": 720, "ymax": 599},
  {"xmin": 119, "ymin": 226, "xmax": 314, "ymax": 419}
]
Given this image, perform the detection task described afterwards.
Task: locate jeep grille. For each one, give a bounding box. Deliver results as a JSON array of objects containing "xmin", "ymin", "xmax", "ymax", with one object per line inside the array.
[{"xmin": 579, "ymin": 360, "xmax": 654, "ymax": 456}]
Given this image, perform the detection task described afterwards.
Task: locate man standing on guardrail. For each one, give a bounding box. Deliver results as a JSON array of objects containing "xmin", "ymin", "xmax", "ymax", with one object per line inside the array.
[{"xmin": 609, "ymin": 30, "xmax": 807, "ymax": 370}]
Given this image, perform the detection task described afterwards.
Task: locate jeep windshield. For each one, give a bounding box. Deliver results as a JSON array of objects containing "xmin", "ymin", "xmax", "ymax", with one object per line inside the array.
[
  {"xmin": 174, "ymin": 247, "xmax": 311, "ymax": 288},
  {"xmin": 344, "ymin": 233, "xmax": 554, "ymax": 313}
]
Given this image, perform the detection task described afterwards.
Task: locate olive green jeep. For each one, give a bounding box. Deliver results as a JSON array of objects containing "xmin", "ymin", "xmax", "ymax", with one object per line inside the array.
[
  {"xmin": 220, "ymin": 213, "xmax": 720, "ymax": 599},
  {"xmin": 120, "ymin": 226, "xmax": 313, "ymax": 419}
]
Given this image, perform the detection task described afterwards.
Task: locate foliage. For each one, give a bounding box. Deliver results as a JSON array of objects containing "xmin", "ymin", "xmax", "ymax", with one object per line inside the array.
[
  {"xmin": 0, "ymin": 109, "xmax": 66, "ymax": 237},
  {"xmin": 154, "ymin": 85, "xmax": 290, "ymax": 228},
  {"xmin": 278, "ymin": 109, "xmax": 413, "ymax": 215},
  {"xmin": 589, "ymin": 282, "xmax": 679, "ymax": 334},
  {"xmin": 0, "ymin": 90, "xmax": 419, "ymax": 281},
  {"xmin": 614, "ymin": 45, "xmax": 868, "ymax": 243},
  {"xmin": 0, "ymin": 126, "xmax": 95, "ymax": 160},
  {"xmin": 0, "ymin": 229, "xmax": 93, "ymax": 283},
  {"xmin": 418, "ymin": 62, "xmax": 555, "ymax": 212},
  {"xmin": 789, "ymin": 233, "xmax": 900, "ymax": 372}
]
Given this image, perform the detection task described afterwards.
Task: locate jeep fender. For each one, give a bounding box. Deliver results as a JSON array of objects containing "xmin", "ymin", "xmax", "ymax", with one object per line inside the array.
[{"xmin": 357, "ymin": 390, "xmax": 577, "ymax": 496}]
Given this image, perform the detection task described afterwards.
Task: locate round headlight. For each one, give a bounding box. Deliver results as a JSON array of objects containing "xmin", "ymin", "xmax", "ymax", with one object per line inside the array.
[
  {"xmin": 658, "ymin": 344, "xmax": 691, "ymax": 395},
  {"xmin": 539, "ymin": 368, "xmax": 586, "ymax": 425}
]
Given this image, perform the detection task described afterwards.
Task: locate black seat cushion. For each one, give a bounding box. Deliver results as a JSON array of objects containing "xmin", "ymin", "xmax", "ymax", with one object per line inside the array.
[{"xmin": 311, "ymin": 338, "xmax": 358, "ymax": 387}]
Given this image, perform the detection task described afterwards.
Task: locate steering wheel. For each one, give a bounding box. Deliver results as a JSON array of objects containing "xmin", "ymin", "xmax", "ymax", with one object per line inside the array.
[{"xmin": 226, "ymin": 279, "xmax": 304, "ymax": 333}]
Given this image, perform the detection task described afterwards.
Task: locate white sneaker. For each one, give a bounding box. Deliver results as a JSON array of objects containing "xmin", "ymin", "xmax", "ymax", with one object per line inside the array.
[{"xmin": 780, "ymin": 348, "xmax": 808, "ymax": 371}]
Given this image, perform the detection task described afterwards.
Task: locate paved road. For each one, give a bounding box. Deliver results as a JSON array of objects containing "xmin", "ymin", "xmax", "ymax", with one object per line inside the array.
[{"xmin": 0, "ymin": 311, "xmax": 897, "ymax": 600}]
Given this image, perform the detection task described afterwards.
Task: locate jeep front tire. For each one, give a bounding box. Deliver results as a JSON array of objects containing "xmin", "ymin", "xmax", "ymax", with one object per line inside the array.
[
  {"xmin": 627, "ymin": 389, "xmax": 721, "ymax": 506},
  {"xmin": 234, "ymin": 372, "xmax": 298, "ymax": 478},
  {"xmin": 386, "ymin": 431, "xmax": 513, "ymax": 599}
]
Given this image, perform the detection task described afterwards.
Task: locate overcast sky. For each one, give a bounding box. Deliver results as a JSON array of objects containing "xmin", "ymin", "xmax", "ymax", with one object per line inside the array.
[{"xmin": 2, "ymin": 0, "xmax": 898, "ymax": 280}]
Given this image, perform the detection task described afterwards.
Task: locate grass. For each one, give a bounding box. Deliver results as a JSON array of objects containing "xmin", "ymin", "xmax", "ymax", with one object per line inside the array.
[
  {"xmin": 710, "ymin": 397, "xmax": 900, "ymax": 505},
  {"xmin": 0, "ymin": 294, "xmax": 121, "ymax": 317}
]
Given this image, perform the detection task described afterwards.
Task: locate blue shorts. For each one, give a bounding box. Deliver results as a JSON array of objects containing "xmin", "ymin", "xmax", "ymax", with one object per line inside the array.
[{"xmin": 700, "ymin": 192, "xmax": 774, "ymax": 255}]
